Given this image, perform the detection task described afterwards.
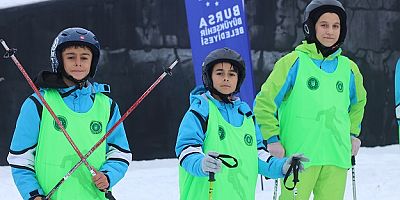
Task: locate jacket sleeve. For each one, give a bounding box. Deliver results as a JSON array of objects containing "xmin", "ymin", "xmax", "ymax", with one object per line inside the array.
[
  {"xmin": 175, "ymin": 99, "xmax": 209, "ymax": 177},
  {"xmin": 7, "ymin": 96, "xmax": 45, "ymax": 200},
  {"xmin": 255, "ymin": 118, "xmax": 286, "ymax": 179},
  {"xmin": 100, "ymin": 101, "xmax": 132, "ymax": 188},
  {"xmin": 254, "ymin": 52, "xmax": 299, "ymax": 140},
  {"xmin": 348, "ymin": 60, "xmax": 367, "ymax": 136}
]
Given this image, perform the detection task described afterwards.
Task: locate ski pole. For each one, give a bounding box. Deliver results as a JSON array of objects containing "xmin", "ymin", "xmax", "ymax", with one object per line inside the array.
[
  {"xmin": 273, "ymin": 179, "xmax": 278, "ymax": 200},
  {"xmin": 207, "ymin": 154, "xmax": 238, "ymax": 200},
  {"xmin": 208, "ymin": 172, "xmax": 215, "ymax": 200},
  {"xmin": 0, "ymin": 39, "xmax": 116, "ymax": 199},
  {"xmin": 45, "ymin": 59, "xmax": 179, "ymax": 199},
  {"xmin": 351, "ymin": 156, "xmax": 357, "ymax": 200},
  {"xmin": 282, "ymin": 157, "xmax": 300, "ymax": 200},
  {"xmin": 260, "ymin": 175, "xmax": 264, "ymax": 191}
]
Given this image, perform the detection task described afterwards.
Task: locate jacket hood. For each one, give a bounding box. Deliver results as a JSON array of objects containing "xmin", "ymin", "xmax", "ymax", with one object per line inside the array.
[
  {"xmin": 188, "ymin": 85, "xmax": 245, "ymax": 116},
  {"xmin": 295, "ymin": 41, "xmax": 342, "ymax": 60}
]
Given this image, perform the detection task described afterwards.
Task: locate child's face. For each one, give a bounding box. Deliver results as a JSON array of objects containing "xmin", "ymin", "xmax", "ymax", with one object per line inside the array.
[
  {"xmin": 211, "ymin": 62, "xmax": 238, "ymax": 95},
  {"xmin": 62, "ymin": 46, "xmax": 93, "ymax": 80},
  {"xmin": 315, "ymin": 12, "xmax": 340, "ymax": 47}
]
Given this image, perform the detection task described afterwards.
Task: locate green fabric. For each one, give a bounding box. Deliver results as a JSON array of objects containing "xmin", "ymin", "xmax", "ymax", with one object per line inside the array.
[
  {"xmin": 279, "ymin": 166, "xmax": 347, "ymax": 200},
  {"xmin": 179, "ymin": 99, "xmax": 258, "ymax": 200},
  {"xmin": 254, "ymin": 41, "xmax": 366, "ymax": 140},
  {"xmin": 254, "ymin": 51, "xmax": 299, "ymax": 140},
  {"xmin": 279, "ymin": 51, "xmax": 352, "ymax": 169},
  {"xmin": 35, "ymin": 89, "xmax": 110, "ymax": 200},
  {"xmin": 347, "ymin": 59, "xmax": 367, "ymax": 135},
  {"xmin": 294, "ymin": 41, "xmax": 342, "ymax": 61}
]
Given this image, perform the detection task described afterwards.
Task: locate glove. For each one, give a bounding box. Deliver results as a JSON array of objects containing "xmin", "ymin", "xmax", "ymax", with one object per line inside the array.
[
  {"xmin": 201, "ymin": 151, "xmax": 222, "ymax": 174},
  {"xmin": 282, "ymin": 153, "xmax": 309, "ymax": 175},
  {"xmin": 267, "ymin": 141, "xmax": 285, "ymax": 158},
  {"xmin": 351, "ymin": 136, "xmax": 361, "ymax": 156}
]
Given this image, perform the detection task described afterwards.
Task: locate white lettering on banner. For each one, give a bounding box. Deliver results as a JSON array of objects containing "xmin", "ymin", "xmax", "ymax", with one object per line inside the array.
[
  {"xmin": 200, "ymin": 27, "xmax": 244, "ymax": 45},
  {"xmin": 198, "ymin": 5, "xmax": 241, "ymax": 28},
  {"xmin": 198, "ymin": 4, "xmax": 245, "ymax": 46}
]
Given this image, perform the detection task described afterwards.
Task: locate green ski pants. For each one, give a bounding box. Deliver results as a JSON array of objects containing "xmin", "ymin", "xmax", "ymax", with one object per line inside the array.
[{"xmin": 279, "ymin": 165, "xmax": 347, "ymax": 200}]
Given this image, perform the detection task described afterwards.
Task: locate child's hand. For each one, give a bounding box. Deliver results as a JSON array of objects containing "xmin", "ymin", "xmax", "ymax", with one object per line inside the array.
[
  {"xmin": 92, "ymin": 170, "xmax": 109, "ymax": 190},
  {"xmin": 201, "ymin": 151, "xmax": 222, "ymax": 174},
  {"xmin": 267, "ymin": 142, "xmax": 285, "ymax": 158},
  {"xmin": 351, "ymin": 136, "xmax": 361, "ymax": 156}
]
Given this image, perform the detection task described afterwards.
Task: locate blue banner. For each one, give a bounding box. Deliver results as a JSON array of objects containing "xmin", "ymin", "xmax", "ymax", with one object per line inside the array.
[{"xmin": 185, "ymin": 0, "xmax": 255, "ymax": 106}]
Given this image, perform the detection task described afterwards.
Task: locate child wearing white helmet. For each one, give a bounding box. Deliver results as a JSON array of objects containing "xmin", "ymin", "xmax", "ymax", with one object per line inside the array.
[{"xmin": 254, "ymin": 0, "xmax": 367, "ymax": 199}]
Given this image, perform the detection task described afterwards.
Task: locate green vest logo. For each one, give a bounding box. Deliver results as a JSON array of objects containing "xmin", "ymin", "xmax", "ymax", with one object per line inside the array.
[
  {"xmin": 307, "ymin": 77, "xmax": 319, "ymax": 90},
  {"xmin": 336, "ymin": 81, "xmax": 343, "ymax": 92},
  {"xmin": 244, "ymin": 134, "xmax": 253, "ymax": 146},
  {"xmin": 53, "ymin": 115, "xmax": 68, "ymax": 131},
  {"xmin": 90, "ymin": 121, "xmax": 103, "ymax": 134},
  {"xmin": 218, "ymin": 126, "xmax": 225, "ymax": 140}
]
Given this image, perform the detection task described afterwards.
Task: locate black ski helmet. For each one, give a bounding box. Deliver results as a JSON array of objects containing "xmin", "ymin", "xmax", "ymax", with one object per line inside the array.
[
  {"xmin": 202, "ymin": 47, "xmax": 245, "ymax": 94},
  {"xmin": 50, "ymin": 27, "xmax": 100, "ymax": 79},
  {"xmin": 303, "ymin": 0, "xmax": 347, "ymax": 47}
]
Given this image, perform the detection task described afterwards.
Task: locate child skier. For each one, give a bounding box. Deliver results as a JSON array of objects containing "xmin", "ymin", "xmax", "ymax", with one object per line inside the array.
[
  {"xmin": 175, "ymin": 47, "xmax": 308, "ymax": 200},
  {"xmin": 7, "ymin": 27, "xmax": 132, "ymax": 200},
  {"xmin": 254, "ymin": 0, "xmax": 367, "ymax": 199}
]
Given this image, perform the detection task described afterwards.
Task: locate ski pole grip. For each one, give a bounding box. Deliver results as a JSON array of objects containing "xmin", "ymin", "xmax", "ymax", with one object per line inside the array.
[
  {"xmin": 209, "ymin": 172, "xmax": 215, "ymax": 182},
  {"xmin": 351, "ymin": 156, "xmax": 356, "ymax": 166}
]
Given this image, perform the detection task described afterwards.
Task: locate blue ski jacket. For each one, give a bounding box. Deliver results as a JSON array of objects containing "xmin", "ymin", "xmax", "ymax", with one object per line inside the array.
[
  {"xmin": 175, "ymin": 86, "xmax": 287, "ymax": 179},
  {"xmin": 7, "ymin": 82, "xmax": 132, "ymax": 200}
]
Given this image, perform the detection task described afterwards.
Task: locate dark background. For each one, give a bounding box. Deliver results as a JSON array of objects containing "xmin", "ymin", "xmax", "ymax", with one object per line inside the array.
[{"xmin": 0, "ymin": 0, "xmax": 399, "ymax": 165}]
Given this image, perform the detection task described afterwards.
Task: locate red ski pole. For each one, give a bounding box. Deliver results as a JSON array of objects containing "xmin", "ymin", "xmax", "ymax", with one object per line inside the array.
[{"xmin": 45, "ymin": 59, "xmax": 178, "ymax": 199}]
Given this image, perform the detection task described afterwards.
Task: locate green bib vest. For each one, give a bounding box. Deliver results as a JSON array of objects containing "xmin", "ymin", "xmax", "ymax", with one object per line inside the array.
[
  {"xmin": 279, "ymin": 51, "xmax": 352, "ymax": 169},
  {"xmin": 179, "ymin": 99, "xmax": 258, "ymax": 200},
  {"xmin": 35, "ymin": 89, "xmax": 110, "ymax": 200}
]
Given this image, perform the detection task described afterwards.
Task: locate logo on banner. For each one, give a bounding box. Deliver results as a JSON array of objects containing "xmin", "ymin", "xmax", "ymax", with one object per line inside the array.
[{"xmin": 198, "ymin": 4, "xmax": 245, "ymax": 46}]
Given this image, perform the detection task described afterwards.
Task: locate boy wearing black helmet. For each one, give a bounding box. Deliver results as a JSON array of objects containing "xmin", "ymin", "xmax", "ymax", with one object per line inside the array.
[
  {"xmin": 254, "ymin": 0, "xmax": 367, "ymax": 199},
  {"xmin": 175, "ymin": 47, "xmax": 308, "ymax": 200},
  {"xmin": 7, "ymin": 27, "xmax": 132, "ymax": 200}
]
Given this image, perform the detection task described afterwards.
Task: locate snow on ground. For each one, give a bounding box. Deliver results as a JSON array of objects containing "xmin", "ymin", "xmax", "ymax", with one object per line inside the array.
[
  {"xmin": 0, "ymin": 0, "xmax": 53, "ymax": 10},
  {"xmin": 1, "ymin": 145, "xmax": 399, "ymax": 199}
]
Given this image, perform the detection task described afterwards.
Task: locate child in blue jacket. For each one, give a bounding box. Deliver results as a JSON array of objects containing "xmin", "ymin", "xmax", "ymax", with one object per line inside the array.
[
  {"xmin": 7, "ymin": 27, "xmax": 132, "ymax": 200},
  {"xmin": 175, "ymin": 47, "xmax": 308, "ymax": 200}
]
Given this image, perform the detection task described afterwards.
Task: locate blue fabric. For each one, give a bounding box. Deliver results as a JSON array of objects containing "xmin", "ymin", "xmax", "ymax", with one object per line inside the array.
[
  {"xmin": 8, "ymin": 82, "xmax": 131, "ymax": 199},
  {"xmin": 176, "ymin": 85, "xmax": 285, "ymax": 179},
  {"xmin": 184, "ymin": 0, "xmax": 255, "ymax": 106}
]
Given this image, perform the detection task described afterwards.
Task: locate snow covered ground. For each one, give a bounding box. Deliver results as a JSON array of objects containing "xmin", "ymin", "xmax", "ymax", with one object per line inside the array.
[{"xmin": 1, "ymin": 145, "xmax": 399, "ymax": 199}]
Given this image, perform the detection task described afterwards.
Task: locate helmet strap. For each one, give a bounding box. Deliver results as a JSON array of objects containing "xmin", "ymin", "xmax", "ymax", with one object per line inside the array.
[
  {"xmin": 60, "ymin": 68, "xmax": 88, "ymax": 88},
  {"xmin": 210, "ymin": 87, "xmax": 233, "ymax": 104}
]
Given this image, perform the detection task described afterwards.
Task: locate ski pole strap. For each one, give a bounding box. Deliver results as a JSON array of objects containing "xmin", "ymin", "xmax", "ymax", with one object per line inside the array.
[
  {"xmin": 208, "ymin": 154, "xmax": 238, "ymax": 182},
  {"xmin": 283, "ymin": 157, "xmax": 301, "ymax": 191},
  {"xmin": 3, "ymin": 47, "xmax": 17, "ymax": 58},
  {"xmin": 214, "ymin": 154, "xmax": 238, "ymax": 168}
]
